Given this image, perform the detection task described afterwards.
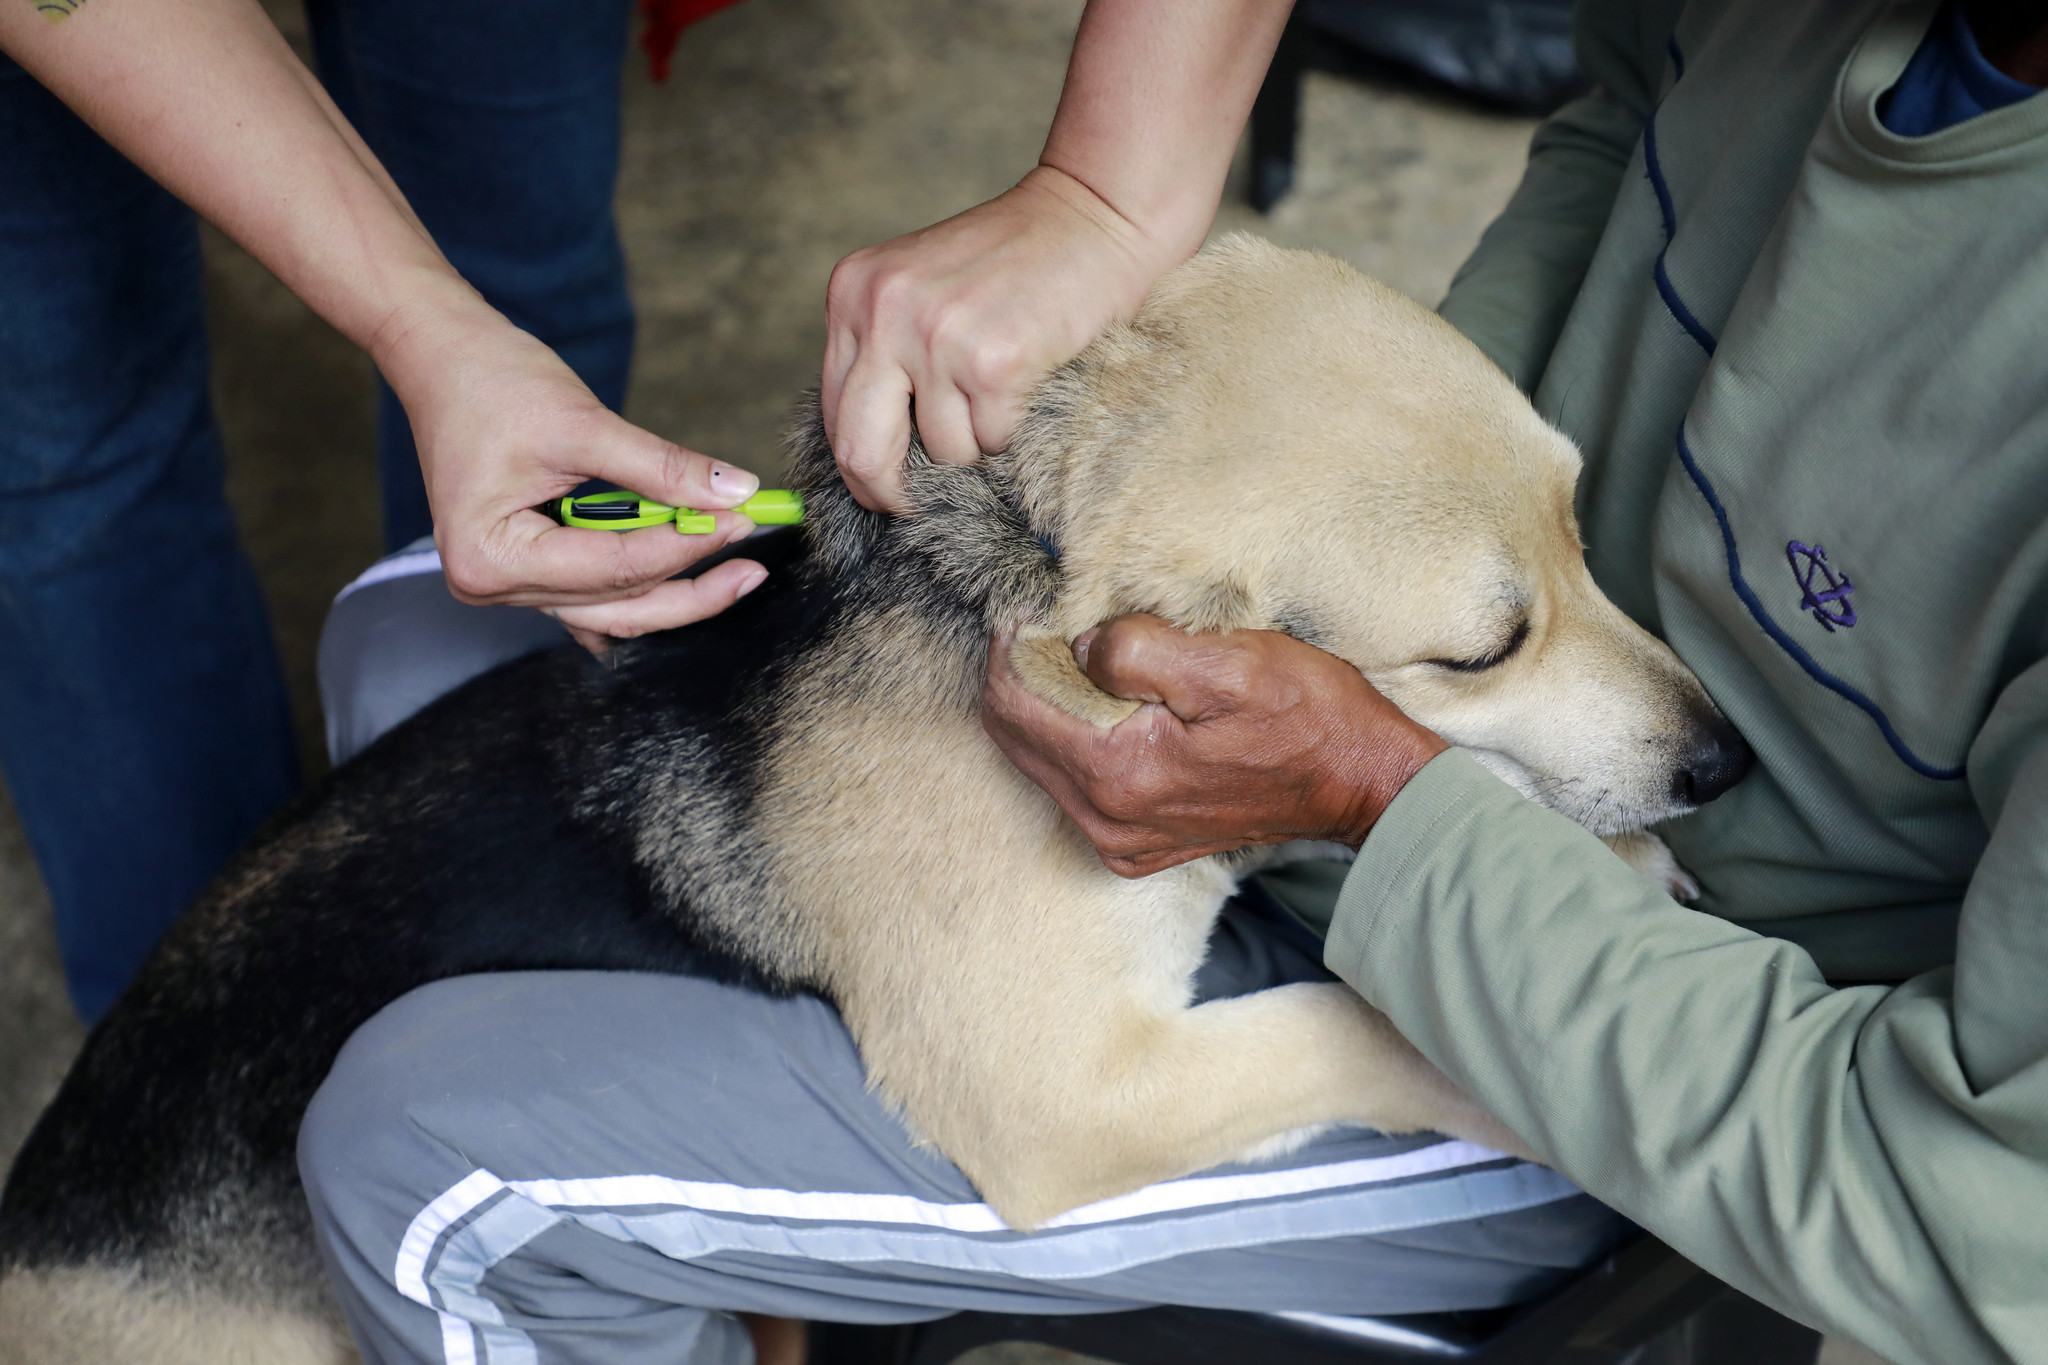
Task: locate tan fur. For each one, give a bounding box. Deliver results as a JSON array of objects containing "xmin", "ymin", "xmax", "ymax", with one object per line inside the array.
[
  {"xmin": 1603, "ymin": 829, "xmax": 1702, "ymax": 900},
  {"xmin": 0, "ymin": 239, "xmax": 1720, "ymax": 1365},
  {"xmin": 743, "ymin": 236, "xmax": 1712, "ymax": 1227},
  {"xmin": 0, "ymin": 1267, "xmax": 354, "ymax": 1365},
  {"xmin": 1008, "ymin": 627, "xmax": 1141, "ymax": 726}
]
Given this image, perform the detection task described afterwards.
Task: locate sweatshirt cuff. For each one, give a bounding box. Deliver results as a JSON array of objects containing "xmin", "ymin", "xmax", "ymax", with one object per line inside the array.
[{"xmin": 1324, "ymin": 747, "xmax": 1535, "ymax": 993}]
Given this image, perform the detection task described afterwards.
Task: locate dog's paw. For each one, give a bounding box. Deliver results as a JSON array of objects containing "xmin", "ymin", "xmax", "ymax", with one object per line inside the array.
[
  {"xmin": 1009, "ymin": 628, "xmax": 1142, "ymax": 726},
  {"xmin": 1602, "ymin": 830, "xmax": 1700, "ymax": 902}
]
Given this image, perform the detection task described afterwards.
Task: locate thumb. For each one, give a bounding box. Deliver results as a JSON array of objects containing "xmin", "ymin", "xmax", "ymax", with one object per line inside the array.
[
  {"xmin": 1076, "ymin": 615, "xmax": 1252, "ymax": 724},
  {"xmin": 574, "ymin": 410, "xmax": 760, "ymax": 511}
]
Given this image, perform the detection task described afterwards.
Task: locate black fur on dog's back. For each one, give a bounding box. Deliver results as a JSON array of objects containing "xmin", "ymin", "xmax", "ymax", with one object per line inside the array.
[
  {"xmin": 0, "ymin": 403, "xmax": 1065, "ymax": 1331},
  {"xmin": 0, "ymin": 528, "xmax": 829, "ymax": 1310}
]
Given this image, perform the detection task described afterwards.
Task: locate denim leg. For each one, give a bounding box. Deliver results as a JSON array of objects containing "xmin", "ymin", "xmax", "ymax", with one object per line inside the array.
[
  {"xmin": 307, "ymin": 0, "xmax": 638, "ymax": 549},
  {"xmin": 0, "ymin": 56, "xmax": 300, "ymax": 1023}
]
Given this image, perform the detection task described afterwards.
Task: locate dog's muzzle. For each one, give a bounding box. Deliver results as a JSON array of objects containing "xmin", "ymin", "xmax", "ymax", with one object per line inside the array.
[{"xmin": 1671, "ymin": 714, "xmax": 1753, "ymax": 807}]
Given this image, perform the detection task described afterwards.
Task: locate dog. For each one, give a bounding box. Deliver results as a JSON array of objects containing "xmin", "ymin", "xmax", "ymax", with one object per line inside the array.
[{"xmin": 0, "ymin": 235, "xmax": 1748, "ymax": 1364}]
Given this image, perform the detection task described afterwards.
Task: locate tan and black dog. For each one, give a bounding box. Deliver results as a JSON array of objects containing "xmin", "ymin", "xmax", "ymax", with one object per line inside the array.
[{"xmin": 0, "ymin": 235, "xmax": 1746, "ymax": 1364}]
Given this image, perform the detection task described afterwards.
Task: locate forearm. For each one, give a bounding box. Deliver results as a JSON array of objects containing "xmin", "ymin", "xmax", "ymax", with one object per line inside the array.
[
  {"xmin": 3, "ymin": 0, "xmax": 763, "ymax": 633},
  {"xmin": 1328, "ymin": 752, "xmax": 2035, "ymax": 1365},
  {"xmin": 0, "ymin": 0, "xmax": 489, "ymax": 374},
  {"xmin": 1040, "ymin": 0, "xmax": 1292, "ymax": 264}
]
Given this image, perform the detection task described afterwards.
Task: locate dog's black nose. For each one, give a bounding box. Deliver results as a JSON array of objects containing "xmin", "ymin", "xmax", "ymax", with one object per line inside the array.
[{"xmin": 1673, "ymin": 716, "xmax": 1753, "ymax": 806}]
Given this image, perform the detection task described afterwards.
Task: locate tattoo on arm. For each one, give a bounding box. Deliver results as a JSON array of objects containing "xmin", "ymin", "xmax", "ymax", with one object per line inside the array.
[{"xmin": 33, "ymin": 0, "xmax": 87, "ymax": 20}]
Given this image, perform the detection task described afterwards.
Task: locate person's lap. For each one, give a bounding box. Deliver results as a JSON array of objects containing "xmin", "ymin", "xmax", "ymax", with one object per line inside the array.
[
  {"xmin": 303, "ymin": 964, "xmax": 1622, "ymax": 1365},
  {"xmin": 301, "ymin": 554, "xmax": 1630, "ymax": 1365}
]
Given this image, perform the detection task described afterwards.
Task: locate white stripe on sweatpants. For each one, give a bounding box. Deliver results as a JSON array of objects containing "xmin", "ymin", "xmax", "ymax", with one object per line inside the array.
[
  {"xmin": 503, "ymin": 1138, "xmax": 1513, "ymax": 1232},
  {"xmin": 391, "ymin": 1142, "xmax": 1579, "ymax": 1365}
]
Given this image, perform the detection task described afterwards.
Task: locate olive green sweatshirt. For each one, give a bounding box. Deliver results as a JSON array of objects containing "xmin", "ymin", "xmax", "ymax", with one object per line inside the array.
[{"xmin": 1319, "ymin": 1, "xmax": 2048, "ymax": 1360}]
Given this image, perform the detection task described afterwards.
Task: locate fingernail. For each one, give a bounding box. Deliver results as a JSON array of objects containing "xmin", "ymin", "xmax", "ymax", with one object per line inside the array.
[
  {"xmin": 736, "ymin": 564, "xmax": 769, "ymax": 598},
  {"xmin": 709, "ymin": 464, "xmax": 760, "ymax": 504},
  {"xmin": 1073, "ymin": 627, "xmax": 1099, "ymax": 670}
]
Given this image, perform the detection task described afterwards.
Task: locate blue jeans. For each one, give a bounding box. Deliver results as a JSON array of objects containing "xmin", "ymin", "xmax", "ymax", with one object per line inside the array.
[
  {"xmin": 0, "ymin": 0, "xmax": 633, "ymax": 1021},
  {"xmin": 307, "ymin": 0, "xmax": 638, "ymax": 547}
]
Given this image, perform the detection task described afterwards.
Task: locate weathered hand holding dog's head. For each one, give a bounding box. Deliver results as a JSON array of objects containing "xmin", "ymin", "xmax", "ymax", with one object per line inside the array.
[{"xmin": 982, "ymin": 615, "xmax": 1448, "ymax": 878}]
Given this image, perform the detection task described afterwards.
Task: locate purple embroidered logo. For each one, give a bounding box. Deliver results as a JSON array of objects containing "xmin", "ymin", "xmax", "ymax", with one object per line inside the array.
[{"xmin": 1786, "ymin": 541, "xmax": 1855, "ymax": 632}]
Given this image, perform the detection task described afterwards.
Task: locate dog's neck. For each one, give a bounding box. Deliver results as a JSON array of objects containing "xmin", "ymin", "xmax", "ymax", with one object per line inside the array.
[{"xmin": 787, "ymin": 414, "xmax": 1071, "ymax": 638}]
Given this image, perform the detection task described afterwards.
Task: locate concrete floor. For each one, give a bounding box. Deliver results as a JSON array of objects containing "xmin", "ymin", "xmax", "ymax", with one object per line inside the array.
[{"xmin": 1, "ymin": 5, "xmax": 1892, "ymax": 1364}]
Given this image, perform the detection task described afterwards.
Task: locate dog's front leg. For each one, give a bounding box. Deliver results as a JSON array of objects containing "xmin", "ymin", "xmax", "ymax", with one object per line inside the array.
[
  {"xmin": 953, "ymin": 982, "xmax": 1533, "ymax": 1229},
  {"xmin": 1602, "ymin": 830, "xmax": 1700, "ymax": 901},
  {"xmin": 1005, "ymin": 626, "xmax": 1141, "ymax": 726}
]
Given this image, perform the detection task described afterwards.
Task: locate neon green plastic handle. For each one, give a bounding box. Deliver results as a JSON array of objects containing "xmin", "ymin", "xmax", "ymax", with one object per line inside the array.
[
  {"xmin": 734, "ymin": 488, "xmax": 803, "ymax": 525},
  {"xmin": 555, "ymin": 489, "xmax": 679, "ymax": 530},
  {"xmin": 553, "ymin": 488, "xmax": 804, "ymax": 534}
]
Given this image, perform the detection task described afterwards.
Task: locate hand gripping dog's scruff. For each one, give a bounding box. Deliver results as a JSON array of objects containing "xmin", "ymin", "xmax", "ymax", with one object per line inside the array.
[{"xmin": 0, "ymin": 236, "xmax": 1749, "ymax": 1364}]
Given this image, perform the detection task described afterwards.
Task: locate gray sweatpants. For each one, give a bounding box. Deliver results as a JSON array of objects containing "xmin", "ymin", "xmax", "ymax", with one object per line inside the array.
[{"xmin": 301, "ymin": 547, "xmax": 1629, "ymax": 1365}]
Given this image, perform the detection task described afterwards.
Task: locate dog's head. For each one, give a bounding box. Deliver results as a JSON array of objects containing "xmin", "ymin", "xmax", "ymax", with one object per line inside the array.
[{"xmin": 1011, "ymin": 235, "xmax": 1748, "ymax": 833}]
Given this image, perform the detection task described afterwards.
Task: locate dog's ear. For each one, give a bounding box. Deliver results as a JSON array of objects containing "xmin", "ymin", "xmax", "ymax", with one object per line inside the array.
[
  {"xmin": 782, "ymin": 390, "xmax": 884, "ymax": 574},
  {"xmin": 1008, "ymin": 628, "xmax": 1142, "ymax": 728}
]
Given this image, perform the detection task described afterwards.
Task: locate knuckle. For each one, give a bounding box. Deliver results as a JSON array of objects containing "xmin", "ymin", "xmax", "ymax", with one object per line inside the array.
[
  {"xmin": 1091, "ymin": 629, "xmax": 1147, "ymax": 686},
  {"xmin": 834, "ymin": 441, "xmax": 886, "ymax": 479},
  {"xmin": 1093, "ymin": 774, "xmax": 1155, "ymax": 822},
  {"xmin": 825, "ymin": 253, "xmax": 872, "ymax": 312},
  {"xmin": 1123, "ymin": 773, "xmax": 1167, "ymax": 813},
  {"xmin": 594, "ymin": 550, "xmax": 653, "ymax": 595},
  {"xmin": 598, "ymin": 560, "xmax": 647, "ymax": 593},
  {"xmin": 961, "ymin": 336, "xmax": 1023, "ymax": 391},
  {"xmin": 865, "ymin": 270, "xmax": 918, "ymax": 323},
  {"xmin": 1090, "ymin": 624, "xmax": 1135, "ymax": 669},
  {"xmin": 923, "ymin": 299, "xmax": 972, "ymax": 353},
  {"xmin": 1098, "ymin": 829, "xmax": 1155, "ymax": 861},
  {"xmin": 1213, "ymin": 657, "xmax": 1258, "ymax": 699},
  {"xmin": 656, "ymin": 441, "xmax": 699, "ymax": 493},
  {"xmin": 441, "ymin": 561, "xmax": 504, "ymax": 603},
  {"xmin": 1085, "ymin": 816, "xmax": 1135, "ymax": 850},
  {"xmin": 1079, "ymin": 775, "xmax": 1124, "ymax": 818}
]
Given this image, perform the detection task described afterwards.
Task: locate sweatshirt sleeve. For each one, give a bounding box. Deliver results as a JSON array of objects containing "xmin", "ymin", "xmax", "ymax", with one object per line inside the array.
[
  {"xmin": 1435, "ymin": 0, "xmax": 1683, "ymax": 389},
  {"xmin": 1325, "ymin": 738, "xmax": 2048, "ymax": 1365}
]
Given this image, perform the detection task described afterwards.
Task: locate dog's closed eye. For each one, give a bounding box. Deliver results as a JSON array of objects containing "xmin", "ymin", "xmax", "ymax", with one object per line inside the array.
[{"xmin": 1429, "ymin": 617, "xmax": 1530, "ymax": 673}]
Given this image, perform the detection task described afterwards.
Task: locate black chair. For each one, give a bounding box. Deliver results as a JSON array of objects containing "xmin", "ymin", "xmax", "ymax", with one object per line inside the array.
[
  {"xmin": 1250, "ymin": 0, "xmax": 1586, "ymax": 212},
  {"xmin": 809, "ymin": 1235, "xmax": 1821, "ymax": 1365}
]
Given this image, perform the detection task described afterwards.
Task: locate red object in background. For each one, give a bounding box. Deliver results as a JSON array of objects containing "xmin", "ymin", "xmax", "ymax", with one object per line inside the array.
[{"xmin": 640, "ymin": 0, "xmax": 746, "ymax": 81}]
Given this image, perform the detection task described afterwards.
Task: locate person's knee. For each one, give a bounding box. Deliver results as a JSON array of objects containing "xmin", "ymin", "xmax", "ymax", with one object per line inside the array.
[
  {"xmin": 298, "ymin": 976, "xmax": 504, "ymax": 1207},
  {"xmin": 317, "ymin": 555, "xmax": 566, "ymax": 765}
]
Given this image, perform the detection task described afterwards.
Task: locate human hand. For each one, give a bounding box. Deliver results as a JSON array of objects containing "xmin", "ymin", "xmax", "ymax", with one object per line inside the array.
[
  {"xmin": 821, "ymin": 166, "xmax": 1181, "ymax": 512},
  {"xmin": 982, "ymin": 615, "xmax": 1448, "ymax": 877},
  {"xmin": 375, "ymin": 296, "xmax": 768, "ymax": 654}
]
